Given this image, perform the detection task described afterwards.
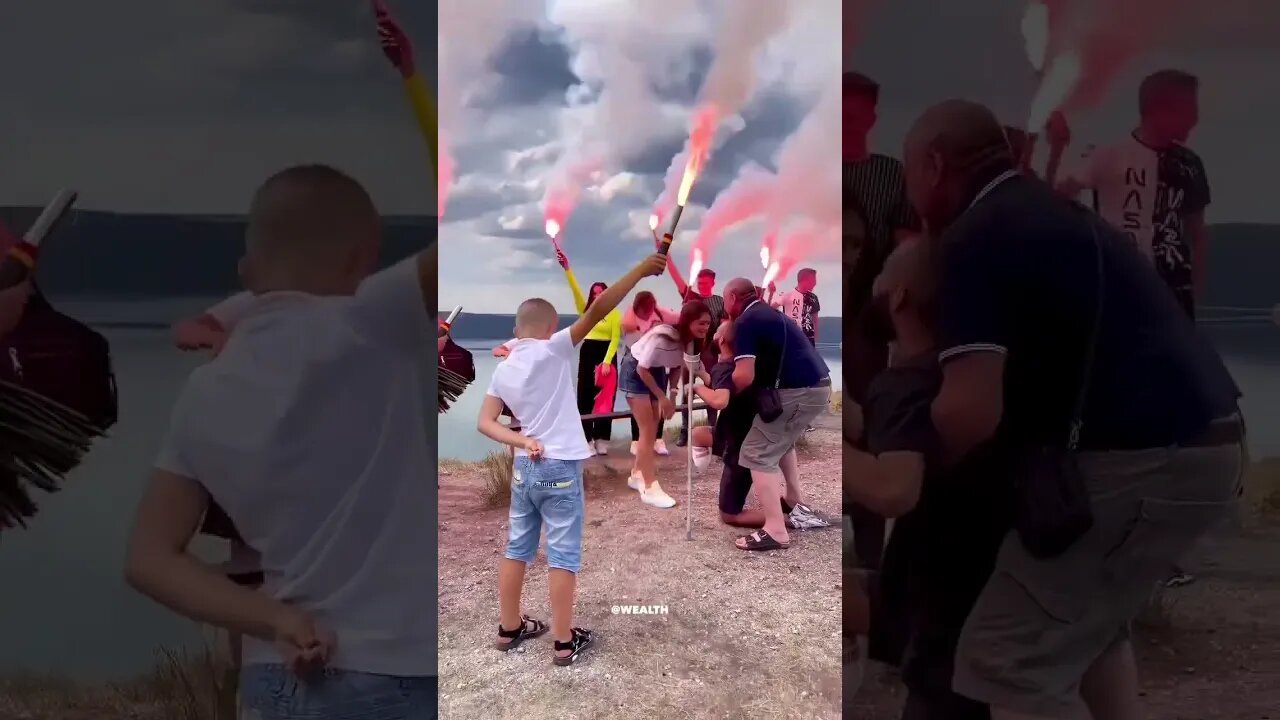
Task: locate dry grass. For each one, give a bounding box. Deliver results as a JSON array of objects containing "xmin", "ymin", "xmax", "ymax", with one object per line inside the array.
[
  {"xmin": 0, "ymin": 645, "xmax": 230, "ymax": 720},
  {"xmin": 437, "ymin": 423, "xmax": 844, "ymax": 720},
  {"xmin": 1244, "ymin": 456, "xmax": 1280, "ymax": 519}
]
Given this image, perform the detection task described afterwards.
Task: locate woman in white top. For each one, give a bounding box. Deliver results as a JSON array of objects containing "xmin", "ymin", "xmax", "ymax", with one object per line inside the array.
[
  {"xmin": 620, "ymin": 291, "xmax": 680, "ymax": 456},
  {"xmin": 618, "ymin": 300, "xmax": 713, "ymax": 508}
]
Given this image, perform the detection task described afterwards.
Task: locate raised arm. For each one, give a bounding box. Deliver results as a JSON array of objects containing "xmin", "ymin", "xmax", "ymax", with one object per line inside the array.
[
  {"xmin": 374, "ymin": 0, "xmax": 436, "ymax": 171},
  {"xmin": 570, "ymin": 254, "xmax": 667, "ymax": 346},
  {"xmin": 554, "ymin": 246, "xmax": 587, "ymax": 314},
  {"xmin": 657, "ymin": 236, "xmax": 689, "ymax": 297}
]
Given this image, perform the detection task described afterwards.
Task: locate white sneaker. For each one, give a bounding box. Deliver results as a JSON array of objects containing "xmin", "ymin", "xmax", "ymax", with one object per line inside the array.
[
  {"xmin": 654, "ymin": 439, "xmax": 671, "ymax": 456},
  {"xmin": 641, "ymin": 482, "xmax": 677, "ymax": 508},
  {"xmin": 692, "ymin": 447, "xmax": 712, "ymax": 473},
  {"xmin": 628, "ymin": 471, "xmax": 643, "ymax": 491},
  {"xmin": 629, "ymin": 441, "xmax": 638, "ymax": 456},
  {"xmin": 595, "ymin": 440, "xmax": 610, "ymax": 455}
]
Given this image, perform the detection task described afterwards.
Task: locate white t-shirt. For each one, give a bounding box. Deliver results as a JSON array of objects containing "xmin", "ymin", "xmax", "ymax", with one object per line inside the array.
[
  {"xmin": 1066, "ymin": 136, "xmax": 1158, "ymax": 260},
  {"xmin": 622, "ymin": 306, "xmax": 679, "ymax": 350},
  {"xmin": 630, "ymin": 324, "xmax": 684, "ymax": 370},
  {"xmin": 155, "ymin": 257, "xmax": 435, "ymax": 677},
  {"xmin": 487, "ymin": 328, "xmax": 593, "ymax": 461}
]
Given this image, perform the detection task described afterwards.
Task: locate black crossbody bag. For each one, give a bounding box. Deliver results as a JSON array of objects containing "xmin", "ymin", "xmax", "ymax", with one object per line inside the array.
[
  {"xmin": 1014, "ymin": 220, "xmax": 1104, "ymax": 559},
  {"xmin": 756, "ymin": 315, "xmax": 788, "ymax": 423}
]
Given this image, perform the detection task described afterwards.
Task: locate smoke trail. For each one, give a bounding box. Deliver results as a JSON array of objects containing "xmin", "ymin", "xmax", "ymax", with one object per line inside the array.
[
  {"xmin": 654, "ymin": 0, "xmax": 797, "ymax": 213},
  {"xmin": 545, "ymin": 0, "xmax": 704, "ymax": 225},
  {"xmin": 693, "ymin": 163, "xmax": 776, "ymax": 249},
  {"xmin": 692, "ymin": 72, "xmax": 839, "ymax": 266},
  {"xmin": 1050, "ymin": 0, "xmax": 1257, "ymax": 114}
]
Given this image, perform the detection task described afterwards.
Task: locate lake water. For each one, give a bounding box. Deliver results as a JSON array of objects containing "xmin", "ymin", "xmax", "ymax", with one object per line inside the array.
[
  {"xmin": 440, "ymin": 339, "xmax": 845, "ymax": 462},
  {"xmin": 0, "ymin": 311, "xmax": 1275, "ymax": 682}
]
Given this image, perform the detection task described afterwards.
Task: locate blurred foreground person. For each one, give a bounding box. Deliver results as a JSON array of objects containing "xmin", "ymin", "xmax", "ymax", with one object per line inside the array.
[
  {"xmin": 906, "ymin": 100, "xmax": 1241, "ymax": 720},
  {"xmin": 126, "ymin": 165, "xmax": 436, "ymax": 720}
]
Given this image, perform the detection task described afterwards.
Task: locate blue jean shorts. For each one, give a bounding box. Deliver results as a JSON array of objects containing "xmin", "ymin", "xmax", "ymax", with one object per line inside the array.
[
  {"xmin": 241, "ymin": 664, "xmax": 436, "ymax": 719},
  {"xmin": 618, "ymin": 353, "xmax": 668, "ymax": 398},
  {"xmin": 506, "ymin": 457, "xmax": 585, "ymax": 573}
]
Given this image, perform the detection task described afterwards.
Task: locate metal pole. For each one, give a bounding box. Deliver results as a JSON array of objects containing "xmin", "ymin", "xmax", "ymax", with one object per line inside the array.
[{"xmin": 685, "ymin": 345, "xmax": 695, "ymax": 540}]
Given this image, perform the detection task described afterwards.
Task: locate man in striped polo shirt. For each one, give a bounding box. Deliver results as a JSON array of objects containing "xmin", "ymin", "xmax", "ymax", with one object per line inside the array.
[{"xmin": 843, "ymin": 71, "xmax": 920, "ymax": 574}]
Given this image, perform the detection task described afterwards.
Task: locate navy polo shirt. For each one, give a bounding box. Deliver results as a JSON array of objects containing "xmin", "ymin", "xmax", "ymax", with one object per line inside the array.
[
  {"xmin": 733, "ymin": 299, "xmax": 829, "ymax": 390},
  {"xmin": 937, "ymin": 173, "xmax": 1239, "ymax": 450}
]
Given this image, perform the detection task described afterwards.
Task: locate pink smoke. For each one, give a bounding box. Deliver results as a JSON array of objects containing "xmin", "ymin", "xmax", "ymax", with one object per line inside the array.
[
  {"xmin": 438, "ymin": 145, "xmax": 455, "ymax": 218},
  {"xmin": 690, "ymin": 163, "xmax": 776, "ymax": 261}
]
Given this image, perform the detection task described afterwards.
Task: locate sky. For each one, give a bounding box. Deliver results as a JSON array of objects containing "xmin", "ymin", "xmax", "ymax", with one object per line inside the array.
[
  {"xmin": 436, "ymin": 0, "xmax": 844, "ymax": 315},
  {"xmin": 0, "ymin": 0, "xmax": 436, "ymax": 215},
  {"xmin": 851, "ymin": 0, "xmax": 1279, "ymax": 225}
]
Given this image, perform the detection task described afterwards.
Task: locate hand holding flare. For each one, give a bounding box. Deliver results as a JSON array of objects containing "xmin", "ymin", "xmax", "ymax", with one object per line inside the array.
[{"xmin": 371, "ymin": 0, "xmax": 438, "ymax": 174}]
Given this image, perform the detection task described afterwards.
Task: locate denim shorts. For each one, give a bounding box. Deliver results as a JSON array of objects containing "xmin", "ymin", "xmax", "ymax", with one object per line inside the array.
[
  {"xmin": 241, "ymin": 664, "xmax": 436, "ymax": 720},
  {"xmin": 618, "ymin": 353, "xmax": 667, "ymax": 398},
  {"xmin": 507, "ymin": 457, "xmax": 585, "ymax": 573}
]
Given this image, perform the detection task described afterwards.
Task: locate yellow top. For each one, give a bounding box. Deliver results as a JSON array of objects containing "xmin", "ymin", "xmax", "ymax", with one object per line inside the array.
[
  {"xmin": 403, "ymin": 72, "xmax": 437, "ymax": 172},
  {"xmin": 565, "ymin": 268, "xmax": 621, "ymax": 364}
]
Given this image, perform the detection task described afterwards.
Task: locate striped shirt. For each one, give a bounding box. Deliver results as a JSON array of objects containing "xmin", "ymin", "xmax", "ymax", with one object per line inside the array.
[
  {"xmin": 681, "ymin": 289, "xmax": 727, "ymax": 331},
  {"xmin": 843, "ymin": 155, "xmax": 920, "ymax": 318}
]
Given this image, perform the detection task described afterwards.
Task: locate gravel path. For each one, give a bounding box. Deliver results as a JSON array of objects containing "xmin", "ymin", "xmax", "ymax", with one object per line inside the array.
[{"xmin": 438, "ymin": 417, "xmax": 844, "ymax": 720}]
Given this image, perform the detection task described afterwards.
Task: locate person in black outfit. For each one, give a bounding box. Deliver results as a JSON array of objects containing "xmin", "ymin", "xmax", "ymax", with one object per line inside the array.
[
  {"xmin": 844, "ymin": 238, "xmax": 1000, "ymax": 720},
  {"xmin": 907, "ymin": 99, "xmax": 1242, "ymax": 719},
  {"xmin": 843, "ymin": 70, "xmax": 922, "ymax": 571},
  {"xmin": 691, "ymin": 321, "xmax": 804, "ymax": 528}
]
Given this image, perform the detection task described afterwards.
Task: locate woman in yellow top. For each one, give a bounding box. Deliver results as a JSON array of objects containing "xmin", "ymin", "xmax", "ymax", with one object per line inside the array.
[
  {"xmin": 374, "ymin": 0, "xmax": 437, "ymax": 171},
  {"xmin": 554, "ymin": 246, "xmax": 622, "ymax": 455}
]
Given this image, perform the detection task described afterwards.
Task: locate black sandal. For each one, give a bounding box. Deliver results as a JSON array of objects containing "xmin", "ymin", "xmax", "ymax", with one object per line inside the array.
[
  {"xmin": 736, "ymin": 529, "xmax": 791, "ymax": 551},
  {"xmin": 552, "ymin": 627, "xmax": 594, "ymax": 666},
  {"xmin": 495, "ymin": 614, "xmax": 548, "ymax": 650}
]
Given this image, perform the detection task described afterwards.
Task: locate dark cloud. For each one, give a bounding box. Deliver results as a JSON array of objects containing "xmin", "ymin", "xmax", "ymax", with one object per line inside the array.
[{"xmin": 482, "ymin": 29, "xmax": 579, "ymax": 107}]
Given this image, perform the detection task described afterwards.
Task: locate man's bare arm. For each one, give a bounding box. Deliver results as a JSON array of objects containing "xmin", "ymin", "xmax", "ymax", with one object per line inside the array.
[
  {"xmin": 124, "ymin": 470, "xmax": 293, "ymax": 642},
  {"xmin": 932, "ymin": 352, "xmax": 1005, "ymax": 465},
  {"xmin": 843, "ymin": 442, "xmax": 925, "ymax": 518},
  {"xmin": 732, "ymin": 357, "xmax": 756, "ymax": 392}
]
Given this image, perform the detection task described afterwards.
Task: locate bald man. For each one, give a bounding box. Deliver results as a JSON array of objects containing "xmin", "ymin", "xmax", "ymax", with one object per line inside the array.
[
  {"xmin": 126, "ymin": 165, "xmax": 437, "ymax": 719},
  {"xmin": 906, "ymin": 101, "xmax": 1242, "ymax": 720},
  {"xmin": 724, "ymin": 276, "xmax": 832, "ymax": 550}
]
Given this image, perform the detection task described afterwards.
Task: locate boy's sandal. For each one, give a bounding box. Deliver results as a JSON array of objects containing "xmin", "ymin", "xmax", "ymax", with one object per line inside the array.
[
  {"xmin": 495, "ymin": 614, "xmax": 548, "ymax": 651},
  {"xmin": 735, "ymin": 530, "xmax": 791, "ymax": 551},
  {"xmin": 552, "ymin": 627, "xmax": 595, "ymax": 666}
]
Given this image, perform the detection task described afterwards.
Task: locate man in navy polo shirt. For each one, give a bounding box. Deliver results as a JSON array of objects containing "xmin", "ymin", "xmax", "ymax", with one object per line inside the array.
[
  {"xmin": 722, "ymin": 277, "xmax": 832, "ymax": 551},
  {"xmin": 905, "ymin": 100, "xmax": 1242, "ymax": 719}
]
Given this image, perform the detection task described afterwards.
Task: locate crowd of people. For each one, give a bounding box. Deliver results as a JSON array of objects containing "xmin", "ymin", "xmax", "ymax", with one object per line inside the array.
[
  {"xmin": 471, "ymin": 226, "xmax": 838, "ymax": 665},
  {"xmin": 843, "ymin": 68, "xmax": 1244, "ymax": 720}
]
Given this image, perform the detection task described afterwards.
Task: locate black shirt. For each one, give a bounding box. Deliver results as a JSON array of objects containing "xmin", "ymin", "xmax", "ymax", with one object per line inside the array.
[
  {"xmin": 938, "ymin": 174, "xmax": 1239, "ymax": 450},
  {"xmin": 864, "ymin": 360, "xmax": 1011, "ymax": 702},
  {"xmin": 733, "ymin": 300, "xmax": 829, "ymax": 390},
  {"xmin": 710, "ymin": 360, "xmax": 755, "ymax": 464}
]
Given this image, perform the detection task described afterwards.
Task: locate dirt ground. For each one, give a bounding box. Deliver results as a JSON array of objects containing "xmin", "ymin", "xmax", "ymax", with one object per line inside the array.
[
  {"xmin": 437, "ymin": 413, "xmax": 844, "ymax": 720},
  {"xmin": 850, "ymin": 494, "xmax": 1280, "ymax": 719}
]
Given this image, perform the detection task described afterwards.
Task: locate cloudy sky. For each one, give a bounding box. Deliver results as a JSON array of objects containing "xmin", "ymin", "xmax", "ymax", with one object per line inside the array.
[
  {"xmin": 436, "ymin": 0, "xmax": 843, "ymax": 314},
  {"xmin": 852, "ymin": 0, "xmax": 1278, "ymax": 225},
  {"xmin": 0, "ymin": 0, "xmax": 435, "ymax": 214}
]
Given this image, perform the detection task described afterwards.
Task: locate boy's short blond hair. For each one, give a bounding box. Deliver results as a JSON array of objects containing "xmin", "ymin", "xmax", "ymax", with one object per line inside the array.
[{"xmin": 515, "ymin": 298, "xmax": 558, "ymax": 337}]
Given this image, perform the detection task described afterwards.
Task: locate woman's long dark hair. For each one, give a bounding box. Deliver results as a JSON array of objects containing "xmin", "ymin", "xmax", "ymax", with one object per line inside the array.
[
  {"xmin": 584, "ymin": 282, "xmax": 607, "ymax": 312},
  {"xmin": 675, "ymin": 299, "xmax": 711, "ymax": 350}
]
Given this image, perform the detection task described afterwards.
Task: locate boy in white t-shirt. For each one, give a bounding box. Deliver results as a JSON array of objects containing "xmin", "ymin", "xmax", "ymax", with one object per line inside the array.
[
  {"xmin": 478, "ymin": 252, "xmax": 666, "ymax": 666},
  {"xmin": 126, "ymin": 165, "xmax": 435, "ymax": 720}
]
